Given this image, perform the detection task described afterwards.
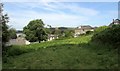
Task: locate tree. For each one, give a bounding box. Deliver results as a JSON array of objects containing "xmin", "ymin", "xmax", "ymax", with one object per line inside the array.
[
  {"xmin": 23, "ymin": 19, "xmax": 48, "ymax": 43},
  {"xmin": 64, "ymin": 30, "xmax": 74, "ymax": 38},
  {"xmin": 9, "ymin": 28, "xmax": 17, "ymax": 39},
  {"xmin": 36, "ymin": 28, "xmax": 47, "ymax": 43},
  {"xmin": 51, "ymin": 28, "xmax": 61, "ymax": 35},
  {"xmin": 1, "ymin": 3, "xmax": 9, "ymax": 47}
]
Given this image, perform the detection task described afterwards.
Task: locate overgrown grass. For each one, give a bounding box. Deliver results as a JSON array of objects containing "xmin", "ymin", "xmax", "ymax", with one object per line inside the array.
[
  {"xmin": 92, "ymin": 24, "xmax": 120, "ymax": 48},
  {"xmin": 3, "ymin": 35, "xmax": 118, "ymax": 69}
]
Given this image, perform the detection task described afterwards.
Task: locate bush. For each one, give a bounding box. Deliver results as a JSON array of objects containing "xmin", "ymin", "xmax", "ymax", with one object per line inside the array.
[
  {"xmin": 94, "ymin": 26, "xmax": 108, "ymax": 34},
  {"xmin": 64, "ymin": 31, "xmax": 74, "ymax": 38},
  {"xmin": 92, "ymin": 24, "xmax": 120, "ymax": 48},
  {"xmin": 7, "ymin": 47, "xmax": 24, "ymax": 56}
]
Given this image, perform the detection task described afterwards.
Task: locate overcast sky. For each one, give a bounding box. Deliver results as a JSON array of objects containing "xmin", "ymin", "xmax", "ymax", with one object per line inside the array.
[{"xmin": 3, "ymin": 2, "xmax": 118, "ymax": 30}]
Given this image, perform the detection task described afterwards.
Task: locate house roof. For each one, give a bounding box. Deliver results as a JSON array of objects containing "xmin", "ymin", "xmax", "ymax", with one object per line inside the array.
[
  {"xmin": 109, "ymin": 19, "xmax": 120, "ymax": 26},
  {"xmin": 76, "ymin": 25, "xmax": 93, "ymax": 30},
  {"xmin": 114, "ymin": 19, "xmax": 120, "ymax": 23}
]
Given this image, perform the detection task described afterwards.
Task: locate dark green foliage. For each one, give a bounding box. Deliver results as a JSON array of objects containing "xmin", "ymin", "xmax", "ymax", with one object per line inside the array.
[
  {"xmin": 51, "ymin": 28, "xmax": 61, "ymax": 35},
  {"xmin": 1, "ymin": 4, "xmax": 10, "ymax": 47},
  {"xmin": 26, "ymin": 33, "xmax": 38, "ymax": 42},
  {"xmin": 44, "ymin": 28, "xmax": 51, "ymax": 34},
  {"xmin": 2, "ymin": 22, "xmax": 9, "ymax": 45},
  {"xmin": 7, "ymin": 47, "xmax": 25, "ymax": 56},
  {"xmin": 23, "ymin": 19, "xmax": 48, "ymax": 42},
  {"xmin": 2, "ymin": 45, "xmax": 33, "ymax": 63},
  {"xmin": 36, "ymin": 28, "xmax": 48, "ymax": 43},
  {"xmin": 64, "ymin": 30, "xmax": 74, "ymax": 38},
  {"xmin": 9, "ymin": 28, "xmax": 17, "ymax": 39},
  {"xmin": 94, "ymin": 26, "xmax": 108, "ymax": 34},
  {"xmin": 92, "ymin": 24, "xmax": 120, "ymax": 48}
]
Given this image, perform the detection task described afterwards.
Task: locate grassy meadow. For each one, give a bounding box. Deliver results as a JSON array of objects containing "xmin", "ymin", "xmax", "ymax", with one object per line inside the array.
[{"xmin": 3, "ymin": 35, "xmax": 118, "ymax": 69}]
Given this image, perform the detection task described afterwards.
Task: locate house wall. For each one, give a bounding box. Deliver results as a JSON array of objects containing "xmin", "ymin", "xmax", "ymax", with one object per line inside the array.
[
  {"xmin": 74, "ymin": 28, "xmax": 94, "ymax": 37},
  {"xmin": 9, "ymin": 38, "xmax": 25, "ymax": 45},
  {"xmin": 8, "ymin": 37, "xmax": 30, "ymax": 45},
  {"xmin": 25, "ymin": 40, "xmax": 30, "ymax": 45},
  {"xmin": 47, "ymin": 34, "xmax": 58, "ymax": 41},
  {"xmin": 75, "ymin": 29, "xmax": 85, "ymax": 35}
]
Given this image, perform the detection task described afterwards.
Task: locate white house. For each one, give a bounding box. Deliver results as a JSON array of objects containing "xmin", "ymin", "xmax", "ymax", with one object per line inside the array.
[
  {"xmin": 74, "ymin": 25, "xmax": 94, "ymax": 37},
  {"xmin": 109, "ymin": 19, "xmax": 120, "ymax": 27},
  {"xmin": 47, "ymin": 34, "xmax": 58, "ymax": 41}
]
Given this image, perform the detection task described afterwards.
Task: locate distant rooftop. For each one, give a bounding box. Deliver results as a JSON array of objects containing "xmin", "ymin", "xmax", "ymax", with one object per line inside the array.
[{"xmin": 109, "ymin": 19, "xmax": 120, "ymax": 26}]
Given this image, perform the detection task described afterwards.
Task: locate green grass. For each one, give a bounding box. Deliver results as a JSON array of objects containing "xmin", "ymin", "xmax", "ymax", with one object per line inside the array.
[{"xmin": 3, "ymin": 35, "xmax": 118, "ymax": 69}]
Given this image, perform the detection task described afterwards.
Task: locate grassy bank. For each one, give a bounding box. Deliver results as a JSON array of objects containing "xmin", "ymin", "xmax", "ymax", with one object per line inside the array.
[{"xmin": 3, "ymin": 35, "xmax": 118, "ymax": 69}]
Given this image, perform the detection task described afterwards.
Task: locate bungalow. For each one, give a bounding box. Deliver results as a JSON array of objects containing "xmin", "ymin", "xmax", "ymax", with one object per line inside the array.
[{"xmin": 74, "ymin": 25, "xmax": 94, "ymax": 37}]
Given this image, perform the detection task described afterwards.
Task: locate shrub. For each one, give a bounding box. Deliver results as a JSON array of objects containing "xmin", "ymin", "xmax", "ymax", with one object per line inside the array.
[
  {"xmin": 92, "ymin": 24, "xmax": 120, "ymax": 48},
  {"xmin": 7, "ymin": 47, "xmax": 24, "ymax": 56},
  {"xmin": 94, "ymin": 26, "xmax": 108, "ymax": 34}
]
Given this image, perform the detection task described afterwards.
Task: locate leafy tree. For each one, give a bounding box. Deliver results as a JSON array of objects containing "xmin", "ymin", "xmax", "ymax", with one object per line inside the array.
[
  {"xmin": 9, "ymin": 28, "xmax": 17, "ymax": 39},
  {"xmin": 51, "ymin": 28, "xmax": 61, "ymax": 35},
  {"xmin": 23, "ymin": 19, "xmax": 48, "ymax": 43},
  {"xmin": 44, "ymin": 28, "xmax": 51, "ymax": 34},
  {"xmin": 36, "ymin": 28, "xmax": 47, "ymax": 43},
  {"xmin": 1, "ymin": 3, "xmax": 9, "ymax": 47},
  {"xmin": 64, "ymin": 30, "xmax": 74, "ymax": 38}
]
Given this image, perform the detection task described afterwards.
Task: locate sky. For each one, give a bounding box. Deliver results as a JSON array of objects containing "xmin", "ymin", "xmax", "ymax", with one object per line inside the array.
[{"xmin": 3, "ymin": 2, "xmax": 118, "ymax": 30}]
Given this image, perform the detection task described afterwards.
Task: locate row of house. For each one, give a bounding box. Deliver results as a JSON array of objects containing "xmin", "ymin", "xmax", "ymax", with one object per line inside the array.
[
  {"xmin": 8, "ymin": 19, "xmax": 120, "ymax": 45},
  {"xmin": 7, "ymin": 26, "xmax": 95, "ymax": 45}
]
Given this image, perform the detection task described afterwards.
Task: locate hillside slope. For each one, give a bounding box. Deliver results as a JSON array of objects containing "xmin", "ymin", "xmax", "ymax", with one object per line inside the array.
[{"xmin": 3, "ymin": 35, "xmax": 118, "ymax": 69}]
